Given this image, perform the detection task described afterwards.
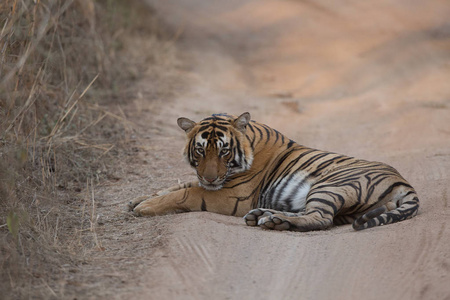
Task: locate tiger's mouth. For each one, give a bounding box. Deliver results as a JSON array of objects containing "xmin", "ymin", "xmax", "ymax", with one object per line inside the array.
[
  {"xmin": 198, "ymin": 175, "xmax": 227, "ymax": 191},
  {"xmin": 200, "ymin": 182, "xmax": 224, "ymax": 191},
  {"xmin": 197, "ymin": 168, "xmax": 231, "ymax": 191}
]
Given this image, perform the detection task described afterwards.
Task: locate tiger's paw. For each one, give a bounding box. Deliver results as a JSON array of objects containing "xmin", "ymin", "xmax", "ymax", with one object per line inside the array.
[
  {"xmin": 257, "ymin": 215, "xmax": 292, "ymax": 231},
  {"xmin": 128, "ymin": 195, "xmax": 151, "ymax": 212},
  {"xmin": 244, "ymin": 208, "xmax": 280, "ymax": 226}
]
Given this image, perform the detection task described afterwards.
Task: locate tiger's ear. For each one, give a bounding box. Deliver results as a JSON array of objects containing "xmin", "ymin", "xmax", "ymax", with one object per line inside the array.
[
  {"xmin": 177, "ymin": 117, "xmax": 196, "ymax": 133},
  {"xmin": 233, "ymin": 112, "xmax": 251, "ymax": 132}
]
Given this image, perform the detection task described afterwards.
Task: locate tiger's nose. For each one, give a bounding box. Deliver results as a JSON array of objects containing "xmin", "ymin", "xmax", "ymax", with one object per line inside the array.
[{"xmin": 204, "ymin": 176, "xmax": 217, "ymax": 183}]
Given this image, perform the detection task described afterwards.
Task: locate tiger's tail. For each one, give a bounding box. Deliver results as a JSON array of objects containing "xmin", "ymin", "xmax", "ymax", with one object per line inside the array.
[{"xmin": 352, "ymin": 191, "xmax": 419, "ymax": 231}]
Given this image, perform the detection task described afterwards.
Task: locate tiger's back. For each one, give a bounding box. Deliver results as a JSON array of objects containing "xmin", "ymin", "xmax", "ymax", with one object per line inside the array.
[{"xmin": 130, "ymin": 112, "xmax": 419, "ymax": 231}]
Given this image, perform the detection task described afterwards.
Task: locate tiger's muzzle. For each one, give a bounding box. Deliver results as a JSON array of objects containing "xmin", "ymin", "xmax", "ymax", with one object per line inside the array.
[{"xmin": 199, "ymin": 175, "xmax": 226, "ymax": 190}]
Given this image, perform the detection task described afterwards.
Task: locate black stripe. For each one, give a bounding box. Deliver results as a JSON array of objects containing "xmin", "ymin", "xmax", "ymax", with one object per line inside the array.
[
  {"xmin": 254, "ymin": 125, "xmax": 264, "ymax": 141},
  {"xmin": 198, "ymin": 123, "xmax": 229, "ymax": 132},
  {"xmin": 223, "ymin": 169, "xmax": 265, "ymax": 189},
  {"xmin": 314, "ymin": 206, "xmax": 335, "ymax": 217},
  {"xmin": 298, "ymin": 152, "xmax": 332, "ymax": 171},
  {"xmin": 309, "ymin": 155, "xmax": 343, "ymax": 177},
  {"xmin": 204, "ymin": 116, "xmax": 226, "ymax": 121},
  {"xmin": 306, "ymin": 196, "xmax": 341, "ymax": 215},
  {"xmin": 176, "ymin": 190, "xmax": 189, "ymax": 205},
  {"xmin": 231, "ymin": 199, "xmax": 240, "ymax": 216},
  {"xmin": 234, "ymin": 137, "xmax": 242, "ymax": 160},
  {"xmin": 215, "ymin": 125, "xmax": 228, "ymax": 131},
  {"xmin": 315, "ymin": 166, "xmax": 370, "ymax": 184},
  {"xmin": 273, "ymin": 129, "xmax": 280, "ymax": 144},
  {"xmin": 335, "ymin": 157, "xmax": 353, "ymax": 164},
  {"xmin": 261, "ymin": 124, "xmax": 271, "ymax": 143},
  {"xmin": 404, "ymin": 191, "xmax": 416, "ymax": 198},
  {"xmin": 260, "ymin": 148, "xmax": 314, "ymax": 197},
  {"xmin": 378, "ymin": 182, "xmax": 413, "ymax": 203},
  {"xmin": 188, "ymin": 139, "xmax": 196, "ymax": 167},
  {"xmin": 201, "ymin": 197, "xmax": 207, "ymax": 211},
  {"xmin": 281, "ymin": 175, "xmax": 308, "ymax": 204},
  {"xmin": 247, "ymin": 123, "xmax": 256, "ymax": 149},
  {"xmin": 245, "ymin": 135, "xmax": 254, "ymax": 150}
]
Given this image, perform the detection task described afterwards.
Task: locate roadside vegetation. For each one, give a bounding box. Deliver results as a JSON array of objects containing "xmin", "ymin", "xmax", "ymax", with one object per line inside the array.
[{"xmin": 0, "ymin": 0, "xmax": 177, "ymax": 297}]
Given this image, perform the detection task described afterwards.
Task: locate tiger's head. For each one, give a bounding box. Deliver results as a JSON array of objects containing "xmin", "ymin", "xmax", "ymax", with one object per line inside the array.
[{"xmin": 177, "ymin": 112, "xmax": 254, "ymax": 190}]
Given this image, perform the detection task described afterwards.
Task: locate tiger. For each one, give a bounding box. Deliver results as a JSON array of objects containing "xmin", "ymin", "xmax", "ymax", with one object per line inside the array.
[{"xmin": 129, "ymin": 112, "xmax": 419, "ymax": 231}]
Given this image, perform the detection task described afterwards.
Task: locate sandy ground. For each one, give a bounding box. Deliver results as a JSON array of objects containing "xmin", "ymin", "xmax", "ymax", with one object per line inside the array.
[{"xmin": 72, "ymin": 1, "xmax": 450, "ymax": 299}]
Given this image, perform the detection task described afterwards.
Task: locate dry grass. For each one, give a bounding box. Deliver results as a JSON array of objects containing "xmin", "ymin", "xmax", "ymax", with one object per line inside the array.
[{"xmin": 0, "ymin": 0, "xmax": 177, "ymax": 298}]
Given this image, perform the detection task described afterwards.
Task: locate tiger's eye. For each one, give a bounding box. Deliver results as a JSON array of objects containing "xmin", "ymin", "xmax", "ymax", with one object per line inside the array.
[{"xmin": 196, "ymin": 148, "xmax": 205, "ymax": 155}]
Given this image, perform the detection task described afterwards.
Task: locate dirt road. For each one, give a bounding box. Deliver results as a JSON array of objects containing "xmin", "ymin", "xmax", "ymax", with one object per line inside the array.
[{"xmin": 82, "ymin": 1, "xmax": 450, "ymax": 299}]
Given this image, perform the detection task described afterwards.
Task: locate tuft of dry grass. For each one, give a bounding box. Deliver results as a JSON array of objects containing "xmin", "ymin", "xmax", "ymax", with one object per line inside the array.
[{"xmin": 0, "ymin": 0, "xmax": 177, "ymax": 298}]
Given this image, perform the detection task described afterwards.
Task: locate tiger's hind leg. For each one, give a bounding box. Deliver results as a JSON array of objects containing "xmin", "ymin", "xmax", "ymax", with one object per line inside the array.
[
  {"xmin": 256, "ymin": 186, "xmax": 347, "ymax": 231},
  {"xmin": 244, "ymin": 204, "xmax": 335, "ymax": 231},
  {"xmin": 259, "ymin": 210, "xmax": 354, "ymax": 231},
  {"xmin": 333, "ymin": 215, "xmax": 356, "ymax": 225},
  {"xmin": 243, "ymin": 208, "xmax": 299, "ymax": 227},
  {"xmin": 257, "ymin": 210, "xmax": 334, "ymax": 231}
]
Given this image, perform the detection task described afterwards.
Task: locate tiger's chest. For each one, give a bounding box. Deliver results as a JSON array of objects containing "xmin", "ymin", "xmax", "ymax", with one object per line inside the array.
[{"xmin": 259, "ymin": 171, "xmax": 311, "ymax": 212}]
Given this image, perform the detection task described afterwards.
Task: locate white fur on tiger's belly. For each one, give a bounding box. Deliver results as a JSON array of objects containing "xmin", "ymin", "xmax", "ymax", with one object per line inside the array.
[{"xmin": 271, "ymin": 172, "xmax": 310, "ymax": 212}]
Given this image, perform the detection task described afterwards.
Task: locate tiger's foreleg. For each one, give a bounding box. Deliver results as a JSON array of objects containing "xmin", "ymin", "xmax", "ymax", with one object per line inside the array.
[
  {"xmin": 130, "ymin": 186, "xmax": 249, "ymax": 216},
  {"xmin": 127, "ymin": 181, "xmax": 200, "ymax": 211},
  {"xmin": 128, "ymin": 195, "xmax": 152, "ymax": 211},
  {"xmin": 156, "ymin": 181, "xmax": 199, "ymax": 196},
  {"xmin": 130, "ymin": 187, "xmax": 205, "ymax": 216}
]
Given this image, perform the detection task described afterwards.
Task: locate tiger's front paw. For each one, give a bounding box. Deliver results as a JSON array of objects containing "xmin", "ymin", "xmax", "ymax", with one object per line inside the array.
[
  {"xmin": 257, "ymin": 214, "xmax": 292, "ymax": 231},
  {"xmin": 128, "ymin": 195, "xmax": 151, "ymax": 212},
  {"xmin": 131, "ymin": 199, "xmax": 160, "ymax": 216},
  {"xmin": 243, "ymin": 208, "xmax": 281, "ymax": 226}
]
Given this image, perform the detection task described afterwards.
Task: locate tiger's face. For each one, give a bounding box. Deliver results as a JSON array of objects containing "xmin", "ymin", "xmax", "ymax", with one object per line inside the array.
[{"xmin": 178, "ymin": 112, "xmax": 253, "ymax": 190}]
